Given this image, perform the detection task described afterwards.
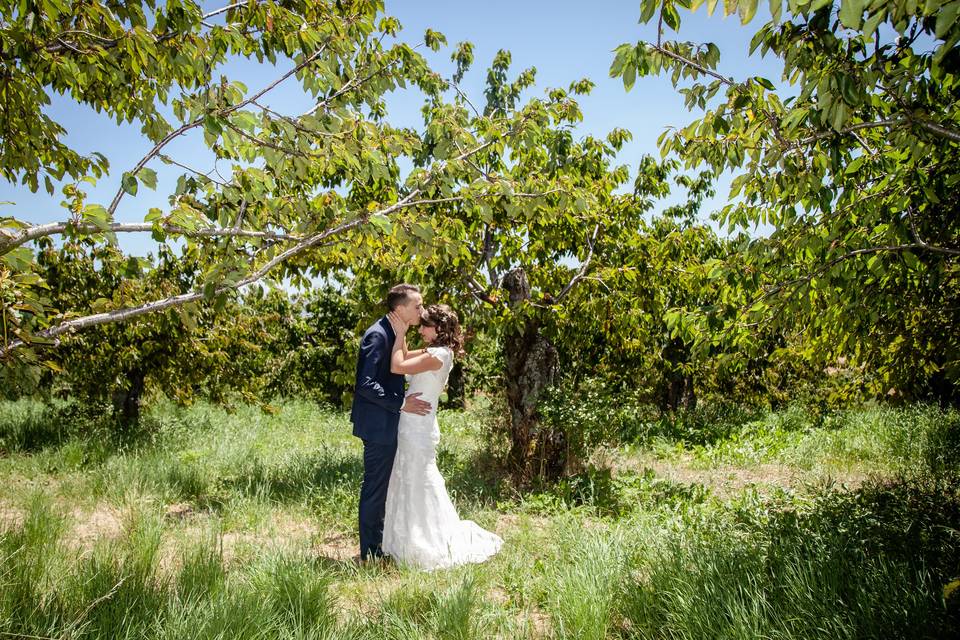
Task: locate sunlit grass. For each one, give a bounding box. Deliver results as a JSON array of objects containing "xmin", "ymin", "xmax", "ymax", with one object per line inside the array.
[{"xmin": 0, "ymin": 398, "xmax": 957, "ymax": 638}]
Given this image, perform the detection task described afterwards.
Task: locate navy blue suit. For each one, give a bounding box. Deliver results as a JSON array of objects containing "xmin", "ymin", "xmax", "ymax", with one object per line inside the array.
[{"xmin": 351, "ymin": 317, "xmax": 405, "ymax": 559}]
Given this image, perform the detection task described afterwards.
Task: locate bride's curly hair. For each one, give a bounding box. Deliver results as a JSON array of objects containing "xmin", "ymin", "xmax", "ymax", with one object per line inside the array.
[{"xmin": 420, "ymin": 304, "xmax": 465, "ymax": 357}]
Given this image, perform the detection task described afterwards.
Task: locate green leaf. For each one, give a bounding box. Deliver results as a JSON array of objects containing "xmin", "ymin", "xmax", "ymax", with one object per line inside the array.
[
  {"xmin": 411, "ymin": 223, "xmax": 434, "ymax": 241},
  {"xmin": 203, "ymin": 115, "xmax": 223, "ymax": 138},
  {"xmin": 936, "ymin": 0, "xmax": 960, "ymax": 37},
  {"xmin": 609, "ymin": 44, "xmax": 631, "ymax": 77},
  {"xmin": 769, "ymin": 0, "xmax": 783, "ymax": 21},
  {"xmin": 663, "ymin": 4, "xmax": 681, "ymax": 30},
  {"xmin": 640, "ymin": 0, "xmax": 659, "ymax": 23},
  {"xmin": 121, "ymin": 172, "xmax": 138, "ymax": 196},
  {"xmin": 231, "ymin": 111, "xmax": 258, "ymax": 132},
  {"xmin": 623, "ymin": 63, "xmax": 637, "ymax": 92},
  {"xmin": 838, "ymin": 74, "xmax": 859, "ymax": 105},
  {"xmin": 739, "ymin": 0, "xmax": 759, "ymax": 23},
  {"xmin": 844, "ymin": 156, "xmax": 865, "ymax": 175},
  {"xmin": 424, "ymin": 28, "xmax": 447, "ymax": 51},
  {"xmin": 368, "ymin": 214, "xmax": 392, "ymax": 234},
  {"xmin": 137, "ymin": 167, "xmax": 157, "ymax": 190},
  {"xmin": 839, "ymin": 0, "xmax": 864, "ymax": 29},
  {"xmin": 178, "ymin": 305, "xmax": 198, "ymax": 331},
  {"xmin": 42, "ymin": 360, "xmax": 63, "ymax": 373},
  {"xmin": 862, "ymin": 8, "xmax": 886, "ymax": 35},
  {"xmin": 755, "ymin": 77, "xmax": 775, "ymax": 90},
  {"xmin": 2, "ymin": 247, "xmax": 33, "ymax": 271},
  {"xmin": 83, "ymin": 204, "xmax": 110, "ymax": 231},
  {"xmin": 902, "ymin": 250, "xmax": 920, "ymax": 270},
  {"xmin": 830, "ymin": 101, "xmax": 848, "ymax": 131}
]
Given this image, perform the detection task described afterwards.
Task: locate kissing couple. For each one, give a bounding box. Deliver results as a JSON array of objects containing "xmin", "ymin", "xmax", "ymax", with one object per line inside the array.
[{"xmin": 350, "ymin": 284, "xmax": 503, "ymax": 570}]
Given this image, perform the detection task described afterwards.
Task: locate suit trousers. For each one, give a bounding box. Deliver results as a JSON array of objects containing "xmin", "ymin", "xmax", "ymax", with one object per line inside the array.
[{"xmin": 358, "ymin": 438, "xmax": 398, "ymax": 559}]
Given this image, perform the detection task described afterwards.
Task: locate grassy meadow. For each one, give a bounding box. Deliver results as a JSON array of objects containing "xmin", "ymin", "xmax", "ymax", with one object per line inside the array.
[{"xmin": 1, "ymin": 397, "xmax": 958, "ymax": 639}]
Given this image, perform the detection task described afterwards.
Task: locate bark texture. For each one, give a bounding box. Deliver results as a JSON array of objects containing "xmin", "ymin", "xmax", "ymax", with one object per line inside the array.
[{"xmin": 502, "ymin": 268, "xmax": 564, "ymax": 483}]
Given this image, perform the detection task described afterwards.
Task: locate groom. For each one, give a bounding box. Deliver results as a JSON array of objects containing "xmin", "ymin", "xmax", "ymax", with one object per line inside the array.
[{"xmin": 351, "ymin": 283, "xmax": 431, "ymax": 561}]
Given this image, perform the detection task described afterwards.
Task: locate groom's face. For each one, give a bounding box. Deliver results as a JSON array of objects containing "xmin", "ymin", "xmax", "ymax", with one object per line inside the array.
[{"xmin": 396, "ymin": 292, "xmax": 424, "ymax": 325}]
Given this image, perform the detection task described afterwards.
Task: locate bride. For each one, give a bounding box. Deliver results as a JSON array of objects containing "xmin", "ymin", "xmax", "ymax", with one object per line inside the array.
[{"xmin": 382, "ymin": 304, "xmax": 503, "ymax": 570}]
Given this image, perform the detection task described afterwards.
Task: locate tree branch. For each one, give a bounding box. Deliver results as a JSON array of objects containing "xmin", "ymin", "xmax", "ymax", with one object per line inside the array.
[
  {"xmin": 743, "ymin": 241, "xmax": 960, "ymax": 315},
  {"xmin": 651, "ymin": 41, "xmax": 734, "ymax": 88},
  {"xmin": 20, "ymin": 0, "xmax": 267, "ymax": 59},
  {"xmin": 1, "ymin": 139, "xmax": 497, "ymax": 357},
  {"xmin": 465, "ymin": 275, "xmax": 502, "ymax": 307},
  {"xmin": 106, "ymin": 43, "xmax": 332, "ymax": 218},
  {"xmin": 555, "ymin": 224, "xmax": 601, "ymax": 302},
  {"xmin": 798, "ymin": 119, "xmax": 903, "ymax": 145},
  {"xmin": 0, "ymin": 222, "xmax": 302, "ymax": 252},
  {"xmin": 157, "ymin": 154, "xmax": 229, "ymax": 186},
  {"xmin": 916, "ymin": 118, "xmax": 960, "ymax": 144},
  {"xmin": 1, "ymin": 185, "xmax": 556, "ymax": 255},
  {"xmin": 203, "ymin": 1, "xmax": 264, "ymax": 20}
]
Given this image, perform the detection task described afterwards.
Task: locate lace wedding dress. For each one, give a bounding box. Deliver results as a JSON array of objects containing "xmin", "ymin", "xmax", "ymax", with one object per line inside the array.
[{"xmin": 382, "ymin": 346, "xmax": 503, "ymax": 570}]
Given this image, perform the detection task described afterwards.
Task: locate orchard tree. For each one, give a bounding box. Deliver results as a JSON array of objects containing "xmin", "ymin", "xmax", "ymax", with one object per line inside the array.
[
  {"xmin": 32, "ymin": 241, "xmax": 280, "ymax": 425},
  {"xmin": 351, "ymin": 50, "xmax": 678, "ymax": 483},
  {"xmin": 611, "ymin": 0, "xmax": 960, "ymax": 403},
  {"xmin": 0, "ymin": 0, "xmax": 546, "ymax": 381},
  {"xmin": 556, "ymin": 166, "xmax": 735, "ymax": 412}
]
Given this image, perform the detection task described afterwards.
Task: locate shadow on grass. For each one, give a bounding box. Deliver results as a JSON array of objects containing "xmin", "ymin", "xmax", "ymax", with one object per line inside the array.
[
  {"xmin": 436, "ymin": 445, "xmax": 507, "ymax": 508},
  {"xmin": 620, "ymin": 472, "xmax": 960, "ymax": 639},
  {"xmin": 0, "ymin": 399, "xmax": 108, "ymax": 454}
]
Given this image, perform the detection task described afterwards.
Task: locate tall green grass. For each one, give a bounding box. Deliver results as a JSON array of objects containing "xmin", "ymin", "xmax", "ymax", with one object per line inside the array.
[
  {"xmin": 680, "ymin": 403, "xmax": 960, "ymax": 475},
  {"xmin": 545, "ymin": 521, "xmax": 630, "ymax": 640},
  {"xmin": 615, "ymin": 476, "xmax": 960, "ymax": 639},
  {"xmin": 1, "ymin": 398, "xmax": 958, "ymax": 638},
  {"xmin": 0, "ymin": 497, "xmax": 342, "ymax": 639}
]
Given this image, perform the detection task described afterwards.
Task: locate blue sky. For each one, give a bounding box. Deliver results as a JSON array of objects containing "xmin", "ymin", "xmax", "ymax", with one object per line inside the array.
[{"xmin": 1, "ymin": 1, "xmax": 784, "ymax": 257}]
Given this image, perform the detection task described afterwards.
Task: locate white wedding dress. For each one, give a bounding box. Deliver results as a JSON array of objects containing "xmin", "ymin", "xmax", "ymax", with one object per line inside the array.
[{"xmin": 382, "ymin": 346, "xmax": 503, "ymax": 570}]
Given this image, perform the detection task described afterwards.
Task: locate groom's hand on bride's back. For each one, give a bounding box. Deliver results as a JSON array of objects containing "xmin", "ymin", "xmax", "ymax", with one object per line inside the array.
[{"xmin": 402, "ymin": 392, "xmax": 431, "ymax": 415}]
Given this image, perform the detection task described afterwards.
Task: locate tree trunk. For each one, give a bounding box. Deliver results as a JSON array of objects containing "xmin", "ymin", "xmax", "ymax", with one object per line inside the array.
[
  {"xmin": 681, "ymin": 375, "xmax": 697, "ymax": 411},
  {"xmin": 112, "ymin": 365, "xmax": 145, "ymax": 428},
  {"xmin": 661, "ymin": 371, "xmax": 696, "ymax": 412},
  {"xmin": 660, "ymin": 337, "xmax": 696, "ymax": 412},
  {"xmin": 929, "ymin": 367, "xmax": 959, "ymax": 409},
  {"xmin": 501, "ymin": 268, "xmax": 563, "ymax": 484}
]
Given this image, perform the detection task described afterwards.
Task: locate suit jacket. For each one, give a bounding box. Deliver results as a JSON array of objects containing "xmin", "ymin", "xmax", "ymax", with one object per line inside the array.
[{"xmin": 350, "ymin": 316, "xmax": 405, "ymax": 444}]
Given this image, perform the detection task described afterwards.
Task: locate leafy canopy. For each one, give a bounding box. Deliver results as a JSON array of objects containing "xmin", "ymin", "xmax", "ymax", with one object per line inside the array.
[{"xmin": 611, "ymin": 0, "xmax": 960, "ymax": 399}]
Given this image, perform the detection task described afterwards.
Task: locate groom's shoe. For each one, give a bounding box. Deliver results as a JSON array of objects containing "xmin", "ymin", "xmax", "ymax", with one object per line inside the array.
[
  {"xmin": 359, "ymin": 547, "xmax": 394, "ymax": 567},
  {"xmin": 360, "ymin": 546, "xmax": 385, "ymax": 562},
  {"xmin": 360, "ymin": 547, "xmax": 383, "ymax": 562}
]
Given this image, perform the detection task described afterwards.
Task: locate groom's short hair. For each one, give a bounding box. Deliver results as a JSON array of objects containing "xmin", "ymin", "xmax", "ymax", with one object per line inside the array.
[{"xmin": 386, "ymin": 283, "xmax": 420, "ymax": 311}]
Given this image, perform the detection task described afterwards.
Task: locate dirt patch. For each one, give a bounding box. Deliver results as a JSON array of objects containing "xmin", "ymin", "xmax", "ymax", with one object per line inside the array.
[
  {"xmin": 0, "ymin": 503, "xmax": 24, "ymax": 529},
  {"xmin": 164, "ymin": 502, "xmax": 199, "ymax": 521},
  {"xmin": 313, "ymin": 530, "xmax": 356, "ymax": 562},
  {"xmin": 71, "ymin": 505, "xmax": 123, "ymax": 545},
  {"xmin": 609, "ymin": 449, "xmax": 874, "ymax": 499},
  {"xmin": 494, "ymin": 513, "xmax": 550, "ymax": 535},
  {"xmin": 524, "ymin": 608, "xmax": 551, "ymax": 638},
  {"xmin": 486, "ymin": 585, "xmax": 511, "ymax": 606},
  {"xmin": 641, "ymin": 459, "xmax": 800, "ymax": 497}
]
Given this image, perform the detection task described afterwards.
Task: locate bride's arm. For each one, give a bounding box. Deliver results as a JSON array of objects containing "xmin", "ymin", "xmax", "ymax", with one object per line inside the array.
[{"xmin": 391, "ymin": 340, "xmax": 444, "ymax": 375}]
